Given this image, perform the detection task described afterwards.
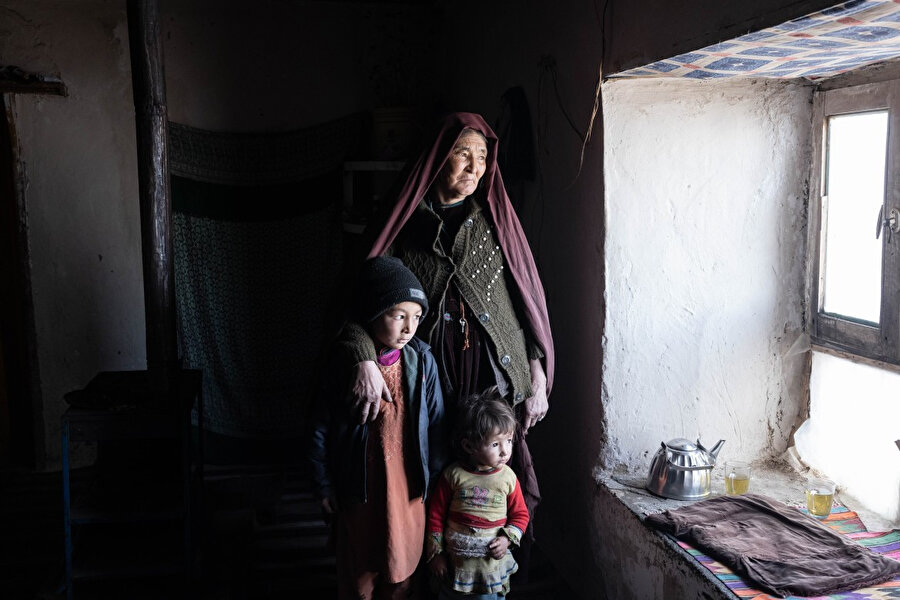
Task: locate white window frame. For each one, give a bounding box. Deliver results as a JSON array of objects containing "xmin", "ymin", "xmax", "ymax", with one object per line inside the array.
[{"xmin": 809, "ymin": 79, "xmax": 900, "ymax": 365}]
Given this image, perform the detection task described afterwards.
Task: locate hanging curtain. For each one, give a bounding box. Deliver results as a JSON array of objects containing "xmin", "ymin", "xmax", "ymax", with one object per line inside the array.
[{"xmin": 169, "ymin": 115, "xmax": 365, "ymax": 439}]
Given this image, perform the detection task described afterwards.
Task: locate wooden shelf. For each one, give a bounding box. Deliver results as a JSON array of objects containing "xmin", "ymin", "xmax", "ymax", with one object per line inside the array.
[{"xmin": 0, "ymin": 80, "xmax": 67, "ymax": 96}]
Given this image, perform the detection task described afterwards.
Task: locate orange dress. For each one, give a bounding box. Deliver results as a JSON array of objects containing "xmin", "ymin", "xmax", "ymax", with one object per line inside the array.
[{"xmin": 335, "ymin": 359, "xmax": 425, "ymax": 584}]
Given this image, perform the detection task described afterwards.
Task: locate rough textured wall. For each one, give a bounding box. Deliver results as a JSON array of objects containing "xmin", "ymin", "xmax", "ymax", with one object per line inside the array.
[
  {"xmin": 1, "ymin": 1, "xmax": 145, "ymax": 467},
  {"xmin": 602, "ymin": 78, "xmax": 812, "ymax": 473}
]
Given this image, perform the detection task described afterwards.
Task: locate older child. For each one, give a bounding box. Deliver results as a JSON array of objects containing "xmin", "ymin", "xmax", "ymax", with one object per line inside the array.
[
  {"xmin": 309, "ymin": 256, "xmax": 446, "ymax": 599},
  {"xmin": 426, "ymin": 389, "xmax": 529, "ymax": 599}
]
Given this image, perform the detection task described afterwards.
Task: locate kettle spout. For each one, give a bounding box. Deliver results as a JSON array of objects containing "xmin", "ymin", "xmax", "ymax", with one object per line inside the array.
[{"xmin": 708, "ymin": 439, "xmax": 726, "ymax": 462}]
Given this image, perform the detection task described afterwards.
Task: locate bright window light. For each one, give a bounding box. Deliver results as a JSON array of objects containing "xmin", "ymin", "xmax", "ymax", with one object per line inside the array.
[{"xmin": 822, "ymin": 111, "xmax": 887, "ymax": 324}]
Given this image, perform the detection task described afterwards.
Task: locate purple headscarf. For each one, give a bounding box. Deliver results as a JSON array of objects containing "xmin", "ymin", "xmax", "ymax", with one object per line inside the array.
[{"xmin": 367, "ymin": 112, "xmax": 554, "ymax": 393}]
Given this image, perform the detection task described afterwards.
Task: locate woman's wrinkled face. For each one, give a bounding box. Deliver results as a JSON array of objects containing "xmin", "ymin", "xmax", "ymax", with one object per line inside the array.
[{"xmin": 436, "ymin": 131, "xmax": 488, "ymax": 205}]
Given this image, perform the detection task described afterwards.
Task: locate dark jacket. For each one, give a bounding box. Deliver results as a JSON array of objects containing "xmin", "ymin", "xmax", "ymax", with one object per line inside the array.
[
  {"xmin": 342, "ymin": 198, "xmax": 541, "ymax": 405},
  {"xmin": 309, "ymin": 336, "xmax": 446, "ymax": 504}
]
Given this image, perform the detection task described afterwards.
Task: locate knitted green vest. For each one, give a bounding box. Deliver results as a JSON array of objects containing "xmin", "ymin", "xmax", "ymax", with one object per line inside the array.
[{"xmin": 343, "ymin": 199, "xmax": 539, "ymax": 405}]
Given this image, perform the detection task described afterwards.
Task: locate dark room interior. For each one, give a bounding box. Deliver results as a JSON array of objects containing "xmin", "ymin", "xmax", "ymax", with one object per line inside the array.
[{"xmin": 3, "ymin": 0, "xmax": 900, "ymax": 599}]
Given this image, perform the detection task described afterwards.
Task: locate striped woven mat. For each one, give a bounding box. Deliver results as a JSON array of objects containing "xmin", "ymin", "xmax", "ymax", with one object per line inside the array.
[{"xmin": 677, "ymin": 505, "xmax": 900, "ymax": 599}]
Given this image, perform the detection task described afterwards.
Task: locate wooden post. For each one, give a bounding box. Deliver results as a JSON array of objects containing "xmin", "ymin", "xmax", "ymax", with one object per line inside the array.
[{"xmin": 127, "ymin": 0, "xmax": 178, "ymax": 392}]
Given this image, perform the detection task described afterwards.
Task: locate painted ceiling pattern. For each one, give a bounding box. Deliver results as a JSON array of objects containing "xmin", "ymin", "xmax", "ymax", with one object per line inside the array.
[{"xmin": 612, "ymin": 0, "xmax": 900, "ymax": 80}]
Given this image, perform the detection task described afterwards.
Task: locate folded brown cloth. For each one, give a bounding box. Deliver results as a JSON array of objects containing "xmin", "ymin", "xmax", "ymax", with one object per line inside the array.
[{"xmin": 646, "ymin": 493, "xmax": 900, "ymax": 598}]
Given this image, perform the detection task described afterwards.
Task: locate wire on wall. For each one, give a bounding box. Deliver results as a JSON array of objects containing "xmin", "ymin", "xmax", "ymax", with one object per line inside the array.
[
  {"xmin": 538, "ymin": 55, "xmax": 585, "ymax": 147},
  {"xmin": 535, "ymin": 0, "xmax": 608, "ymax": 188},
  {"xmin": 573, "ymin": 0, "xmax": 609, "ymax": 184},
  {"xmin": 528, "ymin": 0, "xmax": 609, "ymax": 261}
]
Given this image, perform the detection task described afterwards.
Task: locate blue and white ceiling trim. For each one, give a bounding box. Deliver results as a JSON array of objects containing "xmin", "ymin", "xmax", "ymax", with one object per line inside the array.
[{"xmin": 612, "ymin": 0, "xmax": 900, "ymax": 80}]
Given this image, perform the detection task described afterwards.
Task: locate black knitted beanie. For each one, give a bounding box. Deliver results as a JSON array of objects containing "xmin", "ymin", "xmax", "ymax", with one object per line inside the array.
[{"xmin": 355, "ymin": 256, "xmax": 429, "ymax": 321}]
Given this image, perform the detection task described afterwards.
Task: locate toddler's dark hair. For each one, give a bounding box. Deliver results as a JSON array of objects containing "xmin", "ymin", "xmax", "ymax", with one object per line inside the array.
[{"xmin": 453, "ymin": 387, "xmax": 517, "ymax": 453}]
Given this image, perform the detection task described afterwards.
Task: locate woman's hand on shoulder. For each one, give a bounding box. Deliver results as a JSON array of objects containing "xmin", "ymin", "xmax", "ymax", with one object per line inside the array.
[
  {"xmin": 348, "ymin": 360, "xmax": 392, "ymax": 424},
  {"xmin": 522, "ymin": 358, "xmax": 549, "ymax": 433}
]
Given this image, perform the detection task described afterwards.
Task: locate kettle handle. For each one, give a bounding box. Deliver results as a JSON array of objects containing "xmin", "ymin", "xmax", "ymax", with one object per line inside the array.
[
  {"xmin": 661, "ymin": 441, "xmax": 714, "ymax": 471},
  {"xmin": 659, "ymin": 441, "xmax": 671, "ymax": 462}
]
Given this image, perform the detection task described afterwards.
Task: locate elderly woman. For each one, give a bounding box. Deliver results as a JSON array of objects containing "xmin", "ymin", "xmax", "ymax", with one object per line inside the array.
[{"xmin": 341, "ymin": 111, "xmax": 554, "ymax": 567}]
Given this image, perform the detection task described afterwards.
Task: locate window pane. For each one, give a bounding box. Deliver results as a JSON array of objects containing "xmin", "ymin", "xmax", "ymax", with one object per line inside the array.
[{"xmin": 822, "ymin": 111, "xmax": 887, "ymax": 324}]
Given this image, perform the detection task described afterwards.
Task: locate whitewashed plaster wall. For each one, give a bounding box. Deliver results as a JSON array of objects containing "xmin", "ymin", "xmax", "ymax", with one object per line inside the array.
[
  {"xmin": 1, "ymin": 1, "xmax": 145, "ymax": 468},
  {"xmin": 602, "ymin": 77, "xmax": 812, "ymax": 472}
]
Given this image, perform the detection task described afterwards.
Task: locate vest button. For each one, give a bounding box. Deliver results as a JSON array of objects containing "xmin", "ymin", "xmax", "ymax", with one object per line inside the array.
[
  {"xmin": 515, "ymin": 392, "xmax": 523, "ymax": 402},
  {"xmin": 464, "ymin": 218, "xmax": 474, "ymax": 228},
  {"xmin": 479, "ymin": 313, "xmax": 490, "ymax": 323},
  {"xmin": 500, "ymin": 355, "xmax": 511, "ymax": 366}
]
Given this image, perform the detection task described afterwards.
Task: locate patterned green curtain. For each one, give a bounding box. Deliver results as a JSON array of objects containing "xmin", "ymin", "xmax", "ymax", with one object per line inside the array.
[{"xmin": 169, "ymin": 115, "xmax": 363, "ymax": 439}]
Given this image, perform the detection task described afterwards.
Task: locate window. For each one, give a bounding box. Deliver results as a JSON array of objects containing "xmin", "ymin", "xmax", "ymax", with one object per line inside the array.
[
  {"xmin": 801, "ymin": 76, "xmax": 900, "ymax": 527},
  {"xmin": 810, "ymin": 80, "xmax": 900, "ymax": 364}
]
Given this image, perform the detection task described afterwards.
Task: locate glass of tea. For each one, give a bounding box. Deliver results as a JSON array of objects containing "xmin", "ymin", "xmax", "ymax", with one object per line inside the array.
[
  {"xmin": 724, "ymin": 461, "xmax": 751, "ymax": 495},
  {"xmin": 806, "ymin": 478, "xmax": 836, "ymax": 518}
]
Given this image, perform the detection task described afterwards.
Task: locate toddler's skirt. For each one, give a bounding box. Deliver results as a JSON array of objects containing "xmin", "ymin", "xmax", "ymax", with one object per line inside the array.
[{"xmin": 444, "ymin": 520, "xmax": 518, "ymax": 596}]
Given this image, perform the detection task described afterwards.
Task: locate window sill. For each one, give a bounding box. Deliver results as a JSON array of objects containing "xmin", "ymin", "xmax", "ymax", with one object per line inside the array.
[
  {"xmin": 594, "ymin": 460, "xmax": 898, "ymax": 597},
  {"xmin": 599, "ymin": 459, "xmax": 895, "ymax": 529},
  {"xmin": 811, "ymin": 340, "xmax": 900, "ymax": 374}
]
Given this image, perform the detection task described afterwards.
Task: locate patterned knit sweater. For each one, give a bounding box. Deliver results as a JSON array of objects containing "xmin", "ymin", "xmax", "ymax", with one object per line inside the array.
[
  {"xmin": 342, "ymin": 198, "xmax": 542, "ymax": 405},
  {"xmin": 426, "ymin": 462, "xmax": 529, "ymax": 560}
]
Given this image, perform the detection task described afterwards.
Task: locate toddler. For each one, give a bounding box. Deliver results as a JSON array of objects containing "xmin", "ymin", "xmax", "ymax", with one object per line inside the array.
[{"xmin": 426, "ymin": 389, "xmax": 529, "ymax": 599}]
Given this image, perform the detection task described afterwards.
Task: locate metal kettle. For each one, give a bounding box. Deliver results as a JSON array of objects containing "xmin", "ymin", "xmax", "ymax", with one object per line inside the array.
[{"xmin": 646, "ymin": 438, "xmax": 725, "ymax": 500}]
